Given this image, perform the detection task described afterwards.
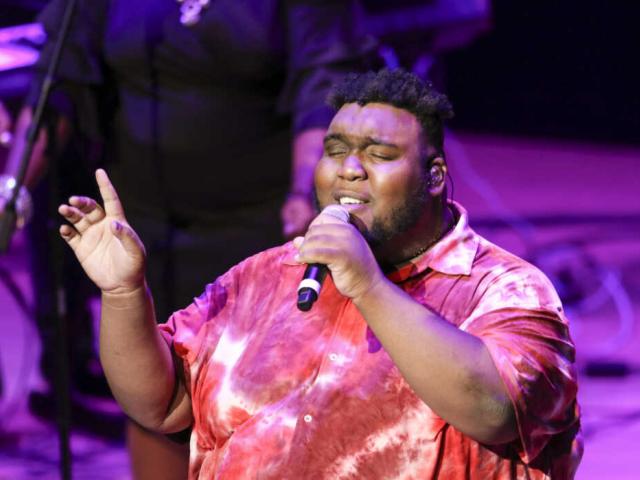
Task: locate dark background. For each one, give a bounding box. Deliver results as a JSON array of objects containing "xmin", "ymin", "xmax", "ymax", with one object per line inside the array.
[
  {"xmin": 2, "ymin": 0, "xmax": 639, "ymax": 145},
  {"xmin": 442, "ymin": 2, "xmax": 640, "ymax": 145}
]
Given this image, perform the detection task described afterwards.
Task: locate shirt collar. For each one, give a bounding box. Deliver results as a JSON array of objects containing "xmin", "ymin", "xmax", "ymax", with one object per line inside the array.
[
  {"xmin": 386, "ymin": 201, "xmax": 479, "ymax": 282},
  {"xmin": 283, "ymin": 201, "xmax": 479, "ymax": 281}
]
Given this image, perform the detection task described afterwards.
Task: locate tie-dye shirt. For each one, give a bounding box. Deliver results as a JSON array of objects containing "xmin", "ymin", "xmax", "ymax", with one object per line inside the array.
[{"xmin": 160, "ymin": 202, "xmax": 582, "ymax": 479}]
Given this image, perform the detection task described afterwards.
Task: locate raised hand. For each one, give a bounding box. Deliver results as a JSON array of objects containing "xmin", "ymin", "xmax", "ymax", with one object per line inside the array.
[{"xmin": 59, "ymin": 169, "xmax": 146, "ymax": 295}]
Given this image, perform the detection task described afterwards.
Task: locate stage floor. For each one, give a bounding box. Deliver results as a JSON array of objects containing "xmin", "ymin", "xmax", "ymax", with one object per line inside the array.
[{"xmin": 1, "ymin": 132, "xmax": 639, "ymax": 479}]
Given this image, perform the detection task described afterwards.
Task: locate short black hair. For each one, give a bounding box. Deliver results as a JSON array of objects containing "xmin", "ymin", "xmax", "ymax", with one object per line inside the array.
[{"xmin": 327, "ymin": 69, "xmax": 454, "ymax": 157}]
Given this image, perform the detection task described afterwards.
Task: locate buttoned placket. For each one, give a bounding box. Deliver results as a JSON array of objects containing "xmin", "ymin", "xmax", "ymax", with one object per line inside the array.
[{"xmin": 298, "ymin": 298, "xmax": 355, "ymax": 427}]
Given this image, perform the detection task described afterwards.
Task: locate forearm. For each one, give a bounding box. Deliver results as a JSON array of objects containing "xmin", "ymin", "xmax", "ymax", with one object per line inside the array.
[
  {"xmin": 100, "ymin": 283, "xmax": 191, "ymax": 432},
  {"xmin": 5, "ymin": 106, "xmax": 55, "ymax": 189},
  {"xmin": 354, "ymin": 278, "xmax": 517, "ymax": 445},
  {"xmin": 6, "ymin": 105, "xmax": 73, "ymax": 191},
  {"xmin": 282, "ymin": 128, "xmax": 325, "ymax": 238},
  {"xmin": 291, "ymin": 128, "xmax": 325, "ymax": 195}
]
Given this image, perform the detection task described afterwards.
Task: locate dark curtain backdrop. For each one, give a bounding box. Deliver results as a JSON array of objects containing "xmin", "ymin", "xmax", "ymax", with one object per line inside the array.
[{"xmin": 443, "ymin": 1, "xmax": 640, "ymax": 145}]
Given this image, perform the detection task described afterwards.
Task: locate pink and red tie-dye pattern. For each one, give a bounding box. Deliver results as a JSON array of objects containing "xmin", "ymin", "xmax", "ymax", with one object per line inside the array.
[{"xmin": 160, "ymin": 202, "xmax": 582, "ymax": 479}]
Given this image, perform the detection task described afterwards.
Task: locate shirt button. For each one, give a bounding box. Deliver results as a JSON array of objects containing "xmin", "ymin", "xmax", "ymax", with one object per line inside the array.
[
  {"xmin": 328, "ymin": 353, "xmax": 338, "ymax": 362},
  {"xmin": 303, "ymin": 414, "xmax": 313, "ymax": 423}
]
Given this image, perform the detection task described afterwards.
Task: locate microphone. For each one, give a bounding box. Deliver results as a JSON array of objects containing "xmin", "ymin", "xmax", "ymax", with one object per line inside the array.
[{"xmin": 296, "ymin": 205, "xmax": 350, "ymax": 311}]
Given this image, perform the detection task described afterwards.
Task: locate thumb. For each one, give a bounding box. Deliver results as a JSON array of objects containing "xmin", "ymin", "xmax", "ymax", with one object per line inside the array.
[
  {"xmin": 111, "ymin": 220, "xmax": 145, "ymax": 258},
  {"xmin": 292, "ymin": 236, "xmax": 304, "ymax": 250}
]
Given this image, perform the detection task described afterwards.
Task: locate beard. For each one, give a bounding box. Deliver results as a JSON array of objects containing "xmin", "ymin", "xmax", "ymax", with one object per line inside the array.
[
  {"xmin": 364, "ymin": 174, "xmax": 429, "ymax": 248},
  {"xmin": 313, "ymin": 173, "xmax": 430, "ymax": 249}
]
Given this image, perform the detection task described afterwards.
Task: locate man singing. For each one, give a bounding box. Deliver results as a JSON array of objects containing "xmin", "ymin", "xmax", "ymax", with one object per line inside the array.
[{"xmin": 58, "ymin": 69, "xmax": 582, "ymax": 479}]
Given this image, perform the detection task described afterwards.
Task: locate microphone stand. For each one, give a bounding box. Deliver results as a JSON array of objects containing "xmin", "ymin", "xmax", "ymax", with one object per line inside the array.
[{"xmin": 0, "ymin": 1, "xmax": 78, "ymax": 479}]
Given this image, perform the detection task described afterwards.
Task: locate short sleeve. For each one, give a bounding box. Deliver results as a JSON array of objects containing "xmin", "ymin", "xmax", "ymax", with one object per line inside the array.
[
  {"xmin": 463, "ymin": 267, "xmax": 580, "ymax": 464},
  {"xmin": 277, "ymin": 0, "xmax": 377, "ymax": 132},
  {"xmin": 159, "ymin": 278, "xmax": 233, "ymax": 368},
  {"xmin": 157, "ymin": 247, "xmax": 287, "ymax": 394},
  {"xmin": 26, "ymin": 0, "xmax": 110, "ymax": 137}
]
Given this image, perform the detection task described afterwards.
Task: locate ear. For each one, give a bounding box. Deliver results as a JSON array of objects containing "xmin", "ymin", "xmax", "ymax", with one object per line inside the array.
[{"xmin": 427, "ymin": 156, "xmax": 447, "ymax": 196}]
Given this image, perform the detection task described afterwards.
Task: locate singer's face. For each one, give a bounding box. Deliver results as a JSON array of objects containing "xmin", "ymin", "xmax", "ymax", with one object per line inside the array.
[{"xmin": 315, "ymin": 102, "xmax": 430, "ymax": 247}]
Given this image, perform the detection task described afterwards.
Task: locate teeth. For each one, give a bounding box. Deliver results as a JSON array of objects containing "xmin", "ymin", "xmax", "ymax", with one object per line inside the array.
[{"xmin": 339, "ymin": 197, "xmax": 364, "ymax": 205}]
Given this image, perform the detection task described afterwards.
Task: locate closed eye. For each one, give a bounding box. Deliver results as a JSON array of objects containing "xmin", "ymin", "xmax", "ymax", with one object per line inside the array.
[
  {"xmin": 327, "ymin": 147, "xmax": 348, "ymax": 157},
  {"xmin": 366, "ymin": 147, "xmax": 397, "ymax": 161},
  {"xmin": 325, "ymin": 139, "xmax": 349, "ymax": 158}
]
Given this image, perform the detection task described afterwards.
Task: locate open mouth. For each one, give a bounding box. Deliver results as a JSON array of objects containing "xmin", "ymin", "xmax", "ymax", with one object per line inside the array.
[
  {"xmin": 334, "ymin": 190, "xmax": 369, "ymax": 207},
  {"xmin": 339, "ymin": 196, "xmax": 366, "ymax": 206}
]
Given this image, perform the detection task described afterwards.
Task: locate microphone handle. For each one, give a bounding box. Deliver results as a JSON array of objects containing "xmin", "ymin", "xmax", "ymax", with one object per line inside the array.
[
  {"xmin": 295, "ymin": 205, "xmax": 349, "ymax": 311},
  {"xmin": 296, "ymin": 263, "xmax": 328, "ymax": 311}
]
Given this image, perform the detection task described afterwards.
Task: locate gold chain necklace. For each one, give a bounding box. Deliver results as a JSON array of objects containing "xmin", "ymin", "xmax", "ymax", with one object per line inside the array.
[
  {"xmin": 177, "ymin": 0, "xmax": 210, "ymax": 26},
  {"xmin": 409, "ymin": 242, "xmax": 433, "ymax": 260},
  {"xmin": 408, "ymin": 208, "xmax": 456, "ymax": 261}
]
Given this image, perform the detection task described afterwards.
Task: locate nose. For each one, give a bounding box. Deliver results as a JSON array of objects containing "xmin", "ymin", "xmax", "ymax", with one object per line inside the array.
[{"xmin": 338, "ymin": 153, "xmax": 366, "ymax": 181}]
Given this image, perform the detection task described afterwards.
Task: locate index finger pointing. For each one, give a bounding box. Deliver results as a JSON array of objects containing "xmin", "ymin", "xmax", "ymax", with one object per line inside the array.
[{"xmin": 95, "ymin": 169, "xmax": 126, "ymax": 219}]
